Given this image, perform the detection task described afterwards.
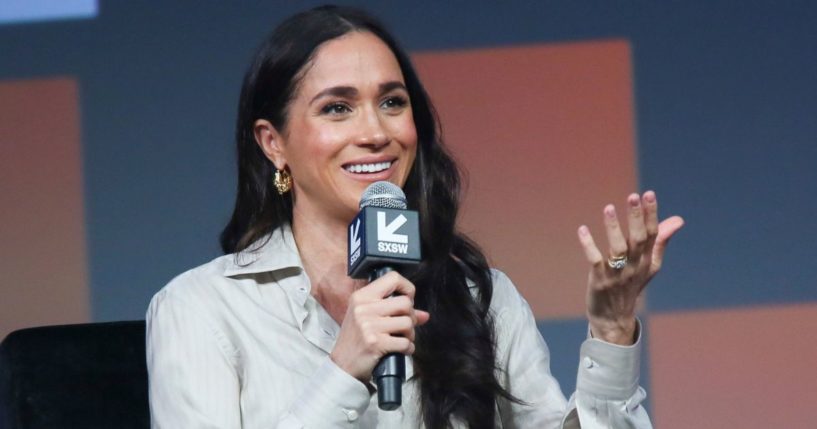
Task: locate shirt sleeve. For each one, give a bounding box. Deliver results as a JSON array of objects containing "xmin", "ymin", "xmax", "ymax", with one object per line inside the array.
[
  {"xmin": 280, "ymin": 358, "xmax": 373, "ymax": 427},
  {"xmin": 491, "ymin": 270, "xmax": 653, "ymax": 429},
  {"xmin": 147, "ymin": 284, "xmax": 373, "ymax": 429},
  {"xmin": 569, "ymin": 325, "xmax": 652, "ymax": 428}
]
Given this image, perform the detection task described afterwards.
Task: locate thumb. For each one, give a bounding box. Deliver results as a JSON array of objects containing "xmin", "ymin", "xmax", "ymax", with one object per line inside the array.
[
  {"xmin": 651, "ymin": 215, "xmax": 685, "ymax": 274},
  {"xmin": 657, "ymin": 215, "xmax": 685, "ymax": 242}
]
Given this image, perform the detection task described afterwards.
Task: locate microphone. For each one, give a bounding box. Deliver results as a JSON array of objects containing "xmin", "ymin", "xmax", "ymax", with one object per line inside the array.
[{"xmin": 347, "ymin": 181, "xmax": 422, "ymax": 410}]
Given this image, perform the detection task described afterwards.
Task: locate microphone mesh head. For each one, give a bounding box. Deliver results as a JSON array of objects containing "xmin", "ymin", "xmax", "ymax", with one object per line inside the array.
[{"xmin": 359, "ymin": 181, "xmax": 407, "ymax": 209}]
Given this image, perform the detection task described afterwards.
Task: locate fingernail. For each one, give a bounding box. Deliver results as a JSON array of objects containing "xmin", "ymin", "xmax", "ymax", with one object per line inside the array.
[
  {"xmin": 579, "ymin": 225, "xmax": 589, "ymax": 236},
  {"xmin": 644, "ymin": 191, "xmax": 656, "ymax": 203},
  {"xmin": 629, "ymin": 194, "xmax": 640, "ymax": 207},
  {"xmin": 605, "ymin": 205, "xmax": 616, "ymax": 218}
]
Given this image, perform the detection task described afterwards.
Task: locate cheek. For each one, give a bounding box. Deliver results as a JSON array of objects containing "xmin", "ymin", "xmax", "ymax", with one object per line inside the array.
[
  {"xmin": 296, "ymin": 123, "xmax": 348, "ymax": 161},
  {"xmin": 395, "ymin": 118, "xmax": 418, "ymax": 176},
  {"xmin": 392, "ymin": 114, "xmax": 418, "ymax": 149}
]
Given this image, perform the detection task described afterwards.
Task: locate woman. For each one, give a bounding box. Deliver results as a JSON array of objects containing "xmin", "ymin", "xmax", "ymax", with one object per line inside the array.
[{"xmin": 146, "ymin": 5, "xmax": 684, "ymax": 428}]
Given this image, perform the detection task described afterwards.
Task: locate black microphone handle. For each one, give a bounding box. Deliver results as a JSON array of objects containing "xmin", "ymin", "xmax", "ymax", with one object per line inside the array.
[{"xmin": 369, "ymin": 266, "xmax": 406, "ymax": 411}]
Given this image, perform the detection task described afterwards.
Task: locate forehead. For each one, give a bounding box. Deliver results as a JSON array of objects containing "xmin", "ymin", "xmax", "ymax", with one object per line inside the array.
[{"xmin": 298, "ymin": 31, "xmax": 405, "ymax": 94}]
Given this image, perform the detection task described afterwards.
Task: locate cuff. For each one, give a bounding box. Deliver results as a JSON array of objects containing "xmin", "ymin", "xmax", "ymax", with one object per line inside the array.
[
  {"xmin": 290, "ymin": 358, "xmax": 373, "ymax": 427},
  {"xmin": 576, "ymin": 319, "xmax": 642, "ymax": 400}
]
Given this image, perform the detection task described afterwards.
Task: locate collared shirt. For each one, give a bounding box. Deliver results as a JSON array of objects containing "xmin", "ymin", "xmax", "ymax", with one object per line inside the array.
[{"xmin": 146, "ymin": 225, "xmax": 652, "ymax": 428}]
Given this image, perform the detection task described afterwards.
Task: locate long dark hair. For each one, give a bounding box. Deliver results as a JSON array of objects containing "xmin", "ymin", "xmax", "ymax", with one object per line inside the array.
[{"xmin": 220, "ymin": 5, "xmax": 516, "ymax": 428}]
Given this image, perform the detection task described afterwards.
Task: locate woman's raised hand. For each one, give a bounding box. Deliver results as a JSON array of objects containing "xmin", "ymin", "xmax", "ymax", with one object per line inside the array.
[
  {"xmin": 577, "ymin": 191, "xmax": 684, "ymax": 345},
  {"xmin": 330, "ymin": 271, "xmax": 431, "ymax": 382}
]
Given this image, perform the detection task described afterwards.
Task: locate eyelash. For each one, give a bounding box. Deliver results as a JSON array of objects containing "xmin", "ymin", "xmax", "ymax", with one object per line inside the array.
[
  {"xmin": 381, "ymin": 96, "xmax": 408, "ymax": 109},
  {"xmin": 318, "ymin": 96, "xmax": 408, "ymax": 116},
  {"xmin": 320, "ymin": 102, "xmax": 352, "ymax": 115}
]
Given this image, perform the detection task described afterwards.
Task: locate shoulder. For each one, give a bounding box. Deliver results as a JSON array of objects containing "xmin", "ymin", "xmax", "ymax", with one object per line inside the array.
[
  {"xmin": 486, "ymin": 269, "xmax": 548, "ymax": 369},
  {"xmin": 147, "ymin": 253, "xmax": 240, "ymax": 318},
  {"xmin": 487, "ymin": 268, "xmax": 529, "ymax": 316},
  {"xmin": 465, "ymin": 268, "xmax": 534, "ymax": 325},
  {"xmin": 465, "ymin": 268, "xmax": 527, "ymax": 315},
  {"xmin": 145, "ymin": 255, "xmax": 244, "ymax": 367}
]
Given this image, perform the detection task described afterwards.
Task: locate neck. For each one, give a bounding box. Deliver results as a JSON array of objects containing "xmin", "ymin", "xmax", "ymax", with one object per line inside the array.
[{"xmin": 290, "ymin": 202, "xmax": 363, "ymax": 320}]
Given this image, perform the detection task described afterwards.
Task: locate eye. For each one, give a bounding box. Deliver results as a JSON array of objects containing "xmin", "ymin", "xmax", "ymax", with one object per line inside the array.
[
  {"xmin": 320, "ymin": 102, "xmax": 352, "ymax": 116},
  {"xmin": 380, "ymin": 96, "xmax": 408, "ymax": 110}
]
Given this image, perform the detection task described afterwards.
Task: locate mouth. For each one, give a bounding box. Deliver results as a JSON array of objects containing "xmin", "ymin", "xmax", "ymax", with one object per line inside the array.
[{"xmin": 343, "ymin": 160, "xmax": 394, "ymax": 174}]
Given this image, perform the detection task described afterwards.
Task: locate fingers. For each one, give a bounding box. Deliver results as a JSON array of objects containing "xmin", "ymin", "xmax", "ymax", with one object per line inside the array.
[
  {"xmin": 626, "ymin": 193, "xmax": 648, "ymax": 255},
  {"xmin": 371, "ymin": 295, "xmax": 417, "ymax": 322},
  {"xmin": 372, "ymin": 294, "xmax": 413, "ymax": 313},
  {"xmin": 415, "ymin": 309, "xmax": 431, "ymax": 325},
  {"xmin": 603, "ymin": 204, "xmax": 629, "ymax": 258},
  {"xmin": 364, "ymin": 271, "xmax": 416, "ymax": 300},
  {"xmin": 579, "ymin": 191, "xmax": 668, "ymax": 276},
  {"xmin": 643, "ymin": 190, "xmax": 659, "ymax": 250},
  {"xmin": 356, "ymin": 273, "xmax": 424, "ymax": 321},
  {"xmin": 359, "ymin": 329, "xmax": 416, "ymax": 355},
  {"xmin": 383, "ymin": 336, "xmax": 415, "ymax": 355},
  {"xmin": 577, "ymin": 225, "xmax": 605, "ymax": 277},
  {"xmin": 332, "ymin": 274, "xmax": 428, "ymax": 379},
  {"xmin": 351, "ymin": 272, "xmax": 428, "ymax": 344},
  {"xmin": 377, "ymin": 317, "xmax": 422, "ymax": 355},
  {"xmin": 377, "ymin": 315, "xmax": 416, "ymax": 341}
]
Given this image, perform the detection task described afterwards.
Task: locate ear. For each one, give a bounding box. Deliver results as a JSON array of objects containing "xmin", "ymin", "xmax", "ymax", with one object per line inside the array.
[{"xmin": 253, "ymin": 119, "xmax": 287, "ymax": 170}]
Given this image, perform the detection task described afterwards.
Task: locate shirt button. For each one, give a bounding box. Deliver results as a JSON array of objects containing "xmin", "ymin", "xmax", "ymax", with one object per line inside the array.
[
  {"xmin": 583, "ymin": 357, "xmax": 595, "ymax": 369},
  {"xmin": 343, "ymin": 409, "xmax": 359, "ymax": 421}
]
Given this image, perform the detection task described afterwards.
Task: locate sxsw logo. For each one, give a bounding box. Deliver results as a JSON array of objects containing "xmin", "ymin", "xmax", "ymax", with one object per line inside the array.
[
  {"xmin": 349, "ymin": 218, "xmax": 362, "ymax": 265},
  {"xmin": 376, "ymin": 211, "xmax": 408, "ymax": 254}
]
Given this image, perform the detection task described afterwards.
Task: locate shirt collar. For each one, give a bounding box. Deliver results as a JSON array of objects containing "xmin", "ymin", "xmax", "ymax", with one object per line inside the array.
[{"xmin": 222, "ymin": 224, "xmax": 304, "ymax": 277}]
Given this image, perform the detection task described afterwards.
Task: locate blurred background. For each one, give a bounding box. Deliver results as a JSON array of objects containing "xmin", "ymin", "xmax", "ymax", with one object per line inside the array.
[{"xmin": 1, "ymin": 0, "xmax": 815, "ymax": 426}]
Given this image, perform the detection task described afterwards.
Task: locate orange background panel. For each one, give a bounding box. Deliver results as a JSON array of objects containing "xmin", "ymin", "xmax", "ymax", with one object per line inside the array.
[
  {"xmin": 0, "ymin": 77, "xmax": 90, "ymax": 338},
  {"xmin": 649, "ymin": 305, "xmax": 817, "ymax": 428},
  {"xmin": 413, "ymin": 41, "xmax": 637, "ymax": 319}
]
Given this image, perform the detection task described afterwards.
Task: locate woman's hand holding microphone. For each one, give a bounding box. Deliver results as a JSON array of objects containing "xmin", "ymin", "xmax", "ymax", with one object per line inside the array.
[{"xmin": 330, "ymin": 271, "xmax": 430, "ymax": 383}]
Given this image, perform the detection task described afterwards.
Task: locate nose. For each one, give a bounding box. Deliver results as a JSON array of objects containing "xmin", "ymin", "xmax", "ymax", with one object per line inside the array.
[{"xmin": 355, "ymin": 106, "xmax": 390, "ymax": 149}]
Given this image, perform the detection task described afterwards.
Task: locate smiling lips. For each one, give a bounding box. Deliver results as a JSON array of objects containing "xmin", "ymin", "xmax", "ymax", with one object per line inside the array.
[{"xmin": 344, "ymin": 160, "xmax": 393, "ymax": 174}]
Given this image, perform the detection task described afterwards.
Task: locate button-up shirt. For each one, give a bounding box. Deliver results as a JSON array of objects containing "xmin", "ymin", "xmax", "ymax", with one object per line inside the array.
[{"xmin": 146, "ymin": 225, "xmax": 652, "ymax": 428}]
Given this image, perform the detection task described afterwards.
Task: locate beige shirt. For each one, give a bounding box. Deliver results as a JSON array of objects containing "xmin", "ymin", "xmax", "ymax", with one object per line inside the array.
[{"xmin": 146, "ymin": 226, "xmax": 652, "ymax": 428}]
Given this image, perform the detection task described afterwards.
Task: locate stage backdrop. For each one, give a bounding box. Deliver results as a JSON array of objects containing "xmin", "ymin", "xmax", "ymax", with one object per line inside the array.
[{"xmin": 2, "ymin": 1, "xmax": 816, "ymax": 426}]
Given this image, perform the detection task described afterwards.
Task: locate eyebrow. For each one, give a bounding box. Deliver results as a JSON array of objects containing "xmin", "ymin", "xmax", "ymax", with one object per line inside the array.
[
  {"xmin": 379, "ymin": 81, "xmax": 407, "ymax": 94},
  {"xmin": 309, "ymin": 86, "xmax": 357, "ymax": 105},
  {"xmin": 309, "ymin": 81, "xmax": 407, "ymax": 105}
]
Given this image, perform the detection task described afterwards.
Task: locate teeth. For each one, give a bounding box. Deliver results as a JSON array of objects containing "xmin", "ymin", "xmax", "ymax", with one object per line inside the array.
[{"xmin": 345, "ymin": 161, "xmax": 392, "ymax": 173}]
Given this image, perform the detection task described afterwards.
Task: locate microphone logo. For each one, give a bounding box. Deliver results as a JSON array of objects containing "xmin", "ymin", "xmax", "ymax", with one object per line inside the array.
[
  {"xmin": 377, "ymin": 211, "xmax": 409, "ymax": 254},
  {"xmin": 349, "ymin": 218, "xmax": 362, "ymax": 265},
  {"xmin": 377, "ymin": 212, "xmax": 408, "ymax": 243}
]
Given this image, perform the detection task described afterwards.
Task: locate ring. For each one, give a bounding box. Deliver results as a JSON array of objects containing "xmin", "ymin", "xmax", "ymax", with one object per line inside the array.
[{"xmin": 607, "ymin": 255, "xmax": 628, "ymax": 270}]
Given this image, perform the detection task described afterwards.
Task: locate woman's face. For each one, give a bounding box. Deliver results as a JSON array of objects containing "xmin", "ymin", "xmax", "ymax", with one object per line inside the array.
[{"xmin": 256, "ymin": 31, "xmax": 418, "ymax": 224}]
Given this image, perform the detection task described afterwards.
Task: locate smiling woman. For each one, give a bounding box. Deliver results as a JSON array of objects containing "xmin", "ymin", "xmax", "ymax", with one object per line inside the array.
[
  {"xmin": 146, "ymin": 5, "xmax": 680, "ymax": 429},
  {"xmin": 252, "ymin": 31, "xmax": 417, "ymax": 225}
]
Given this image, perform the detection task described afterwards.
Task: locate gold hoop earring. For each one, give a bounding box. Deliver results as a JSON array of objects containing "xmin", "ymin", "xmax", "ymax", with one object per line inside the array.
[{"xmin": 274, "ymin": 169, "xmax": 292, "ymax": 195}]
